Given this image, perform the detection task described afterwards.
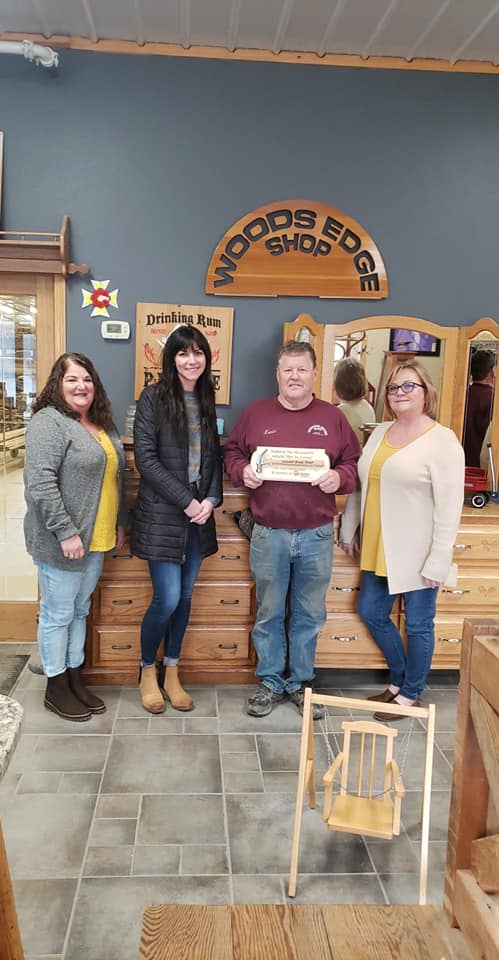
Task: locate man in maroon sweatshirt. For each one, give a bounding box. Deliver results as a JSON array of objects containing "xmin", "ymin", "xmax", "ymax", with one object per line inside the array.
[{"xmin": 224, "ymin": 341, "xmax": 360, "ymax": 719}]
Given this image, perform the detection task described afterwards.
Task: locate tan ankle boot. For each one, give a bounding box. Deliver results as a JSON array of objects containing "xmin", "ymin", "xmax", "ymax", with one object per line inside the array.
[
  {"xmin": 139, "ymin": 666, "xmax": 165, "ymax": 714},
  {"xmin": 163, "ymin": 665, "xmax": 193, "ymax": 711}
]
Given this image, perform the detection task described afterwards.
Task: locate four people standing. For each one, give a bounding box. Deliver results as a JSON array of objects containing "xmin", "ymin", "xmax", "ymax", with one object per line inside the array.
[
  {"xmin": 24, "ymin": 338, "xmax": 468, "ymax": 725},
  {"xmin": 24, "ymin": 353, "xmax": 127, "ymax": 721},
  {"xmin": 131, "ymin": 326, "xmax": 222, "ymax": 714},
  {"xmin": 224, "ymin": 341, "xmax": 360, "ymax": 719}
]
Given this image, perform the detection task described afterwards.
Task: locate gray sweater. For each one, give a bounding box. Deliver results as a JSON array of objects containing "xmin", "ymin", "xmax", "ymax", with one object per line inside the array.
[{"xmin": 24, "ymin": 407, "xmax": 127, "ymax": 571}]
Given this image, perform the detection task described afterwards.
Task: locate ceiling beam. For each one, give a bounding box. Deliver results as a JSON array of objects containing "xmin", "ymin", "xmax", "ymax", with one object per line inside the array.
[
  {"xmin": 362, "ymin": 0, "xmax": 401, "ymax": 60},
  {"xmin": 272, "ymin": 0, "xmax": 295, "ymax": 55},
  {"xmin": 406, "ymin": 0, "xmax": 455, "ymax": 61},
  {"xmin": 179, "ymin": 0, "xmax": 191, "ymax": 50},
  {"xmin": 317, "ymin": 0, "xmax": 348, "ymax": 58},
  {"xmin": 226, "ymin": 0, "xmax": 242, "ymax": 53},
  {"xmin": 450, "ymin": 1, "xmax": 499, "ymax": 65},
  {"xmin": 81, "ymin": 0, "xmax": 98, "ymax": 44},
  {"xmin": 133, "ymin": 0, "xmax": 145, "ymax": 47},
  {"xmin": 30, "ymin": 0, "xmax": 51, "ymax": 40}
]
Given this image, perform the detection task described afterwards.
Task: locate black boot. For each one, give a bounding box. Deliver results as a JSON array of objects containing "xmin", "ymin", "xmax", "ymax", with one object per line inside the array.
[
  {"xmin": 67, "ymin": 666, "xmax": 106, "ymax": 714},
  {"xmin": 44, "ymin": 672, "xmax": 92, "ymax": 722}
]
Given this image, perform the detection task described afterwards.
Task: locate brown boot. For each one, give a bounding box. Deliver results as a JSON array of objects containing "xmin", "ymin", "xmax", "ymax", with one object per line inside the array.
[
  {"xmin": 161, "ymin": 664, "xmax": 193, "ymax": 712},
  {"xmin": 67, "ymin": 666, "xmax": 106, "ymax": 714},
  {"xmin": 139, "ymin": 665, "xmax": 165, "ymax": 714},
  {"xmin": 44, "ymin": 672, "xmax": 92, "ymax": 722}
]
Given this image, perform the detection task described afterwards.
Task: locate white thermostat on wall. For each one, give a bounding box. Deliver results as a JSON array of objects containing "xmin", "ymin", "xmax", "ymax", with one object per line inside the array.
[{"xmin": 100, "ymin": 320, "xmax": 130, "ymax": 340}]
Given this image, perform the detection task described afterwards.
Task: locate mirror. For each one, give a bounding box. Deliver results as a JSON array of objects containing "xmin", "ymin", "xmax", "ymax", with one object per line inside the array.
[
  {"xmin": 461, "ymin": 332, "xmax": 497, "ymax": 468},
  {"xmin": 332, "ymin": 325, "xmax": 445, "ymax": 428}
]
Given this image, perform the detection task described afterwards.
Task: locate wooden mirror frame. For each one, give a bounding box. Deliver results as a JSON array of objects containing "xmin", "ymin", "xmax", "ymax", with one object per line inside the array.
[
  {"xmin": 284, "ymin": 314, "xmax": 459, "ymax": 428},
  {"xmin": 453, "ymin": 315, "xmax": 499, "ymax": 464}
]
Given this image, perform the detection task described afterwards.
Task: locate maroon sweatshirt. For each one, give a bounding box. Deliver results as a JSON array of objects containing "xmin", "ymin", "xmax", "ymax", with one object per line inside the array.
[{"xmin": 223, "ymin": 395, "xmax": 360, "ymax": 530}]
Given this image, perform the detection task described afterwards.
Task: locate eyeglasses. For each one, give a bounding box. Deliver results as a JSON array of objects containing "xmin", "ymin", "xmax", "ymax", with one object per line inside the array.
[{"xmin": 386, "ymin": 381, "xmax": 425, "ymax": 395}]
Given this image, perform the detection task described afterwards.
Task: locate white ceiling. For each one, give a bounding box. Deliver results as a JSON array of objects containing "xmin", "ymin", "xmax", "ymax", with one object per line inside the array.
[{"xmin": 2, "ymin": 0, "xmax": 499, "ymax": 69}]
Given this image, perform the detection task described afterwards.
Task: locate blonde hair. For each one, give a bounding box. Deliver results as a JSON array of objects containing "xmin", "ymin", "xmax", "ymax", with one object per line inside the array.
[{"xmin": 386, "ymin": 359, "xmax": 437, "ymax": 419}]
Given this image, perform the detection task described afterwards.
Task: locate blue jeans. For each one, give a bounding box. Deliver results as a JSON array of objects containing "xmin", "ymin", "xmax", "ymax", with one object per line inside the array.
[
  {"xmin": 140, "ymin": 524, "xmax": 202, "ymax": 666},
  {"xmin": 36, "ymin": 553, "xmax": 105, "ymax": 678},
  {"xmin": 249, "ymin": 523, "xmax": 333, "ymax": 694},
  {"xmin": 357, "ymin": 571, "xmax": 438, "ymax": 701}
]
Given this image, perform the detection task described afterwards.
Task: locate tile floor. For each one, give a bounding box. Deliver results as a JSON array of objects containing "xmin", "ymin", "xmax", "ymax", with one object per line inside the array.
[{"xmin": 1, "ymin": 645, "xmax": 458, "ymax": 960}]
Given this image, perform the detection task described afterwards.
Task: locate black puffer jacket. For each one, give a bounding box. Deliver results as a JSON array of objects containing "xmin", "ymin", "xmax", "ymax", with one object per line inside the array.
[{"xmin": 131, "ymin": 385, "xmax": 222, "ymax": 562}]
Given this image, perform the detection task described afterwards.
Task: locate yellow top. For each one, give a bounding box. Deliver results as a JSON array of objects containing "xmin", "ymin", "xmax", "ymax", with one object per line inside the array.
[
  {"xmin": 89, "ymin": 431, "xmax": 119, "ymax": 553},
  {"xmin": 360, "ymin": 434, "xmax": 402, "ymax": 577}
]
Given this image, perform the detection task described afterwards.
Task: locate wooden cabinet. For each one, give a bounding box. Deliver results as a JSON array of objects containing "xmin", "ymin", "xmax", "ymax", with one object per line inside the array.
[
  {"xmin": 315, "ymin": 504, "xmax": 499, "ymax": 671},
  {"xmin": 430, "ymin": 502, "xmax": 499, "ymax": 667},
  {"xmin": 83, "ymin": 443, "xmax": 256, "ymax": 685}
]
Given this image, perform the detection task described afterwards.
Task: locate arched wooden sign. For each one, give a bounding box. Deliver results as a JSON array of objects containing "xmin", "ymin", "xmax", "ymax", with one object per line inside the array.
[{"xmin": 205, "ymin": 200, "xmax": 388, "ymax": 298}]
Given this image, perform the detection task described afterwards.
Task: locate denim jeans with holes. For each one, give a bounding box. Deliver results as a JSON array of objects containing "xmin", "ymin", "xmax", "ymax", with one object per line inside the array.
[
  {"xmin": 249, "ymin": 523, "xmax": 333, "ymax": 694},
  {"xmin": 357, "ymin": 570, "xmax": 438, "ymax": 700},
  {"xmin": 36, "ymin": 552, "xmax": 105, "ymax": 678}
]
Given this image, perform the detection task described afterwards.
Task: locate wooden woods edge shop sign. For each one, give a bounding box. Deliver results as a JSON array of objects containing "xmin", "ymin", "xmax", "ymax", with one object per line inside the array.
[
  {"xmin": 135, "ymin": 302, "xmax": 233, "ymax": 404},
  {"xmin": 205, "ymin": 200, "xmax": 388, "ymax": 298}
]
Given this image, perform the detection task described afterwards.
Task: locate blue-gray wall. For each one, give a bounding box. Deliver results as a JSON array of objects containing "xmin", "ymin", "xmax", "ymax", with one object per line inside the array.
[{"xmin": 1, "ymin": 50, "xmax": 498, "ymax": 429}]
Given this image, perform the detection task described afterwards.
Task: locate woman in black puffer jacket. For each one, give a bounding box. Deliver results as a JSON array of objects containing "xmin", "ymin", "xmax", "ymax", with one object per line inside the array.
[{"xmin": 132, "ymin": 326, "xmax": 222, "ymax": 713}]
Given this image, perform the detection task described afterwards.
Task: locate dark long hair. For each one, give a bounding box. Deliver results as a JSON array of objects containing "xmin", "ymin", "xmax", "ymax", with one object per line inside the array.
[
  {"xmin": 155, "ymin": 326, "xmax": 217, "ymax": 440},
  {"xmin": 32, "ymin": 352, "xmax": 115, "ymax": 430}
]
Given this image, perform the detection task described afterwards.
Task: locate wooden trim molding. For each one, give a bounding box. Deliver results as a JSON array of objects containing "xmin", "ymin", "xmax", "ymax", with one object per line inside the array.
[{"xmin": 3, "ymin": 32, "xmax": 499, "ymax": 75}]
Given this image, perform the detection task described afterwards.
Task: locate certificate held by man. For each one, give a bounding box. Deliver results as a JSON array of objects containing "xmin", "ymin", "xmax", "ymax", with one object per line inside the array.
[{"xmin": 250, "ymin": 446, "xmax": 330, "ymax": 482}]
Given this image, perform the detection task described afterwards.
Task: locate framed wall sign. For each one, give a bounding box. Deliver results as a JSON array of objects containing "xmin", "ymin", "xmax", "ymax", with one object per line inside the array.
[{"xmin": 135, "ymin": 302, "xmax": 233, "ymax": 404}]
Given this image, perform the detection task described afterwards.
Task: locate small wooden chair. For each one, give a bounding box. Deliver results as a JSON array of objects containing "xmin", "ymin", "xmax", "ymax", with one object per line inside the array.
[
  {"xmin": 322, "ymin": 719, "xmax": 405, "ymax": 841},
  {"xmin": 288, "ymin": 688, "xmax": 436, "ymax": 903}
]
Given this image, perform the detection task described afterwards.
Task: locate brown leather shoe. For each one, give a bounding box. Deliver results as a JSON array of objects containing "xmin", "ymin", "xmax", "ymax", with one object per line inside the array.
[
  {"xmin": 367, "ymin": 688, "xmax": 398, "ymax": 703},
  {"xmin": 374, "ymin": 700, "xmax": 421, "ymax": 722}
]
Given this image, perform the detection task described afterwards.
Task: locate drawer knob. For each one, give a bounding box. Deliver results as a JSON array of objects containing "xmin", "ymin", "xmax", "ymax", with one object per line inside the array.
[
  {"xmin": 111, "ymin": 598, "xmax": 134, "ymax": 605},
  {"xmin": 218, "ymin": 643, "xmax": 238, "ymax": 650},
  {"xmin": 442, "ymin": 588, "xmax": 470, "ymax": 596},
  {"xmin": 220, "ymin": 599, "xmax": 239, "ymax": 605},
  {"xmin": 332, "ymin": 634, "xmax": 358, "ymax": 643},
  {"xmin": 454, "ymin": 543, "xmax": 471, "ymax": 551},
  {"xmin": 221, "ymin": 555, "xmax": 241, "ymax": 561},
  {"xmin": 111, "ymin": 643, "xmax": 133, "ymax": 650},
  {"xmin": 334, "ymin": 586, "xmax": 359, "ymax": 593},
  {"xmin": 438, "ymin": 636, "xmax": 461, "ymax": 644}
]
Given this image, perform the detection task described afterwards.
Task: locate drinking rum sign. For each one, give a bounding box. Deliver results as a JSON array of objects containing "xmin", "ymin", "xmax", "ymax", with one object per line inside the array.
[{"xmin": 135, "ymin": 303, "xmax": 233, "ymax": 404}]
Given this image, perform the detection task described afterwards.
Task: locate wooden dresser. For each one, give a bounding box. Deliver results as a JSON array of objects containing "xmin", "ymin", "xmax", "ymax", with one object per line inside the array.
[
  {"xmin": 83, "ymin": 442, "xmax": 256, "ymax": 685},
  {"xmin": 84, "ymin": 440, "xmax": 499, "ymax": 683},
  {"xmin": 315, "ymin": 501, "xmax": 499, "ymax": 671}
]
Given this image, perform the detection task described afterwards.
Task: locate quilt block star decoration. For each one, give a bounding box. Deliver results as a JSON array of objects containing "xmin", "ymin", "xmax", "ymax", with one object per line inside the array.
[{"xmin": 81, "ymin": 280, "xmax": 119, "ymax": 317}]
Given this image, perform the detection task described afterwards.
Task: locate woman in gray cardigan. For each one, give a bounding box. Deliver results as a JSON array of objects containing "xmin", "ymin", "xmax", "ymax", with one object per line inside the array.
[{"xmin": 24, "ymin": 353, "xmax": 127, "ymax": 721}]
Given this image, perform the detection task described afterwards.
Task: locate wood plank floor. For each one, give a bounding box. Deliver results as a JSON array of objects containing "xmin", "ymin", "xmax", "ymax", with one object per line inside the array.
[{"xmin": 140, "ymin": 903, "xmax": 473, "ymax": 960}]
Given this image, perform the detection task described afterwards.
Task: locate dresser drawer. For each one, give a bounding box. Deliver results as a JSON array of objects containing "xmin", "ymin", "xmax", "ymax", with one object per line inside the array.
[
  {"xmin": 181, "ymin": 626, "xmax": 251, "ymax": 662},
  {"xmin": 94, "ymin": 583, "xmax": 152, "ymax": 622},
  {"xmin": 326, "ymin": 567, "xmax": 361, "ymax": 611},
  {"xmin": 453, "ymin": 528, "xmax": 499, "ymax": 563},
  {"xmin": 102, "ymin": 547, "xmax": 148, "ymax": 579},
  {"xmin": 315, "ymin": 615, "xmax": 389, "ymax": 667},
  {"xmin": 197, "ymin": 542, "xmax": 251, "ymax": 581},
  {"xmin": 215, "ymin": 496, "xmax": 251, "ymax": 537},
  {"xmin": 91, "ymin": 626, "xmax": 140, "ymax": 665},
  {"xmin": 190, "ymin": 582, "xmax": 253, "ymax": 622},
  {"xmin": 437, "ymin": 575, "xmax": 499, "ymax": 612}
]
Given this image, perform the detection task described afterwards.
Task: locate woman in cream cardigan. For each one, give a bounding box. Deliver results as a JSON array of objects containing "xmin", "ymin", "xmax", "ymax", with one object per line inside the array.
[{"xmin": 340, "ymin": 359, "xmax": 464, "ymax": 720}]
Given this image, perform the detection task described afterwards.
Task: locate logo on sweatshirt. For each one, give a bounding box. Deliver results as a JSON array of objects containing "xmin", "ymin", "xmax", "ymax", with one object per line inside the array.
[
  {"xmin": 308, "ymin": 424, "xmax": 328, "ymax": 436},
  {"xmin": 263, "ymin": 428, "xmax": 277, "ymax": 435}
]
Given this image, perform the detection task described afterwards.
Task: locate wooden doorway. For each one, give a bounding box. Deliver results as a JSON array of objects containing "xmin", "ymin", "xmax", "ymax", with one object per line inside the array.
[{"xmin": 0, "ymin": 272, "xmax": 66, "ymax": 640}]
